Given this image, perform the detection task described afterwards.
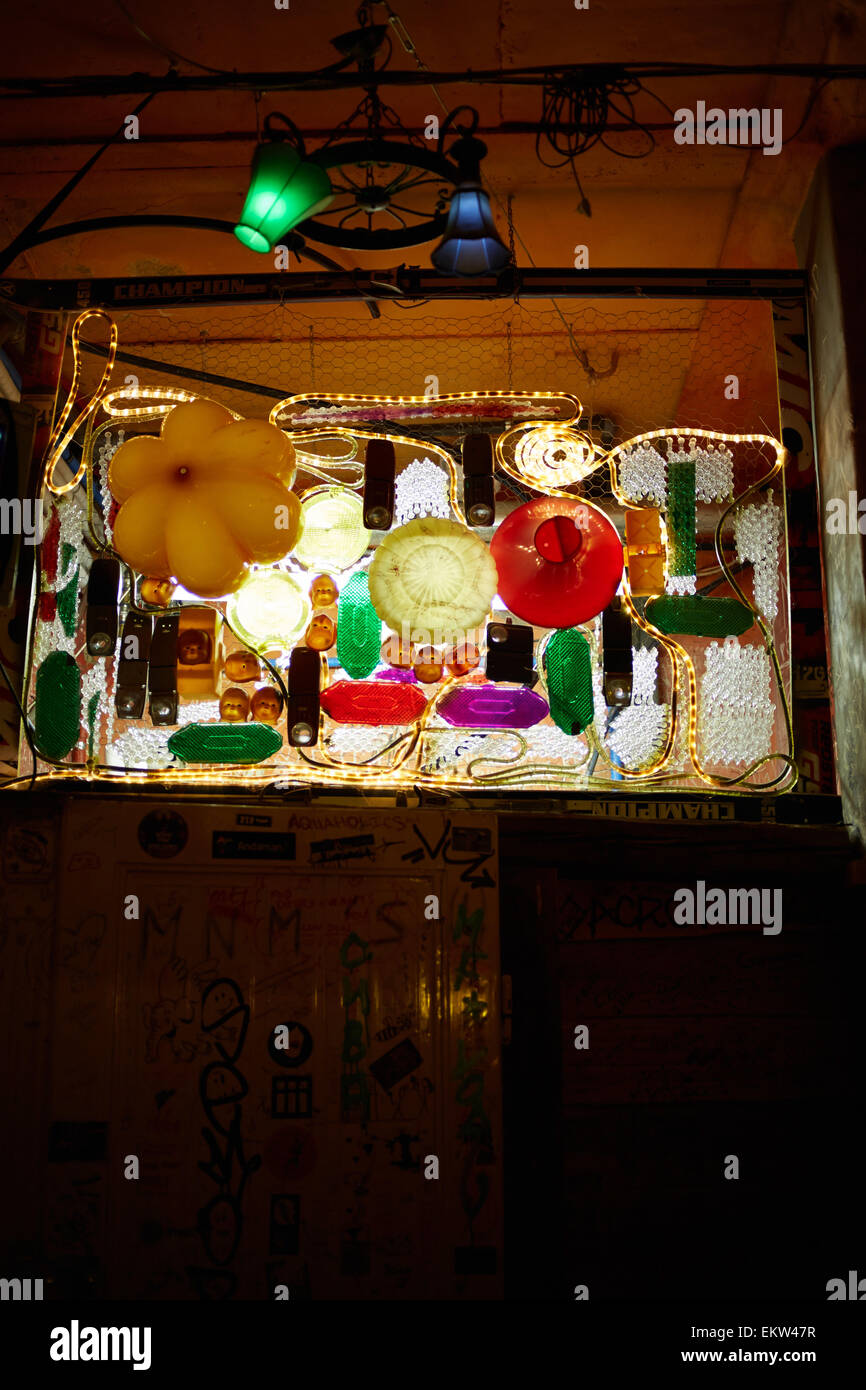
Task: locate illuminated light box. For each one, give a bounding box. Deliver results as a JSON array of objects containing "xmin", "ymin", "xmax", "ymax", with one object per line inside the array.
[{"xmin": 21, "ymin": 334, "xmax": 797, "ymax": 797}]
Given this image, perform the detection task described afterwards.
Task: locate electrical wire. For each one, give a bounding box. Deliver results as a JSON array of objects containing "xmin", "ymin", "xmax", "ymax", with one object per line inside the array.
[
  {"xmin": 0, "ymin": 654, "xmax": 39, "ymax": 791},
  {"xmin": 782, "ymin": 77, "xmax": 832, "ymax": 145},
  {"xmin": 112, "ymin": 0, "xmax": 235, "ymax": 76}
]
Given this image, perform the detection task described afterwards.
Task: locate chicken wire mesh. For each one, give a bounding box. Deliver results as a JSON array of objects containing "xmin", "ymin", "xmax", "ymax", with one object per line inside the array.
[{"xmin": 83, "ymin": 296, "xmax": 780, "ymax": 449}]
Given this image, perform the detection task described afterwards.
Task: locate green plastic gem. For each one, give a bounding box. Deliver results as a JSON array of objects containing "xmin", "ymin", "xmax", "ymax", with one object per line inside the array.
[
  {"xmin": 87, "ymin": 689, "xmax": 101, "ymax": 758},
  {"xmin": 544, "ymin": 629, "xmax": 594, "ymax": 735},
  {"xmin": 168, "ymin": 722, "xmax": 282, "ymax": 764},
  {"xmin": 35, "ymin": 651, "xmax": 81, "ymax": 759},
  {"xmin": 646, "ymin": 594, "xmax": 754, "ymax": 637},
  {"xmin": 336, "ymin": 571, "xmax": 381, "ymax": 679},
  {"xmin": 667, "ymin": 457, "xmax": 696, "ymax": 578},
  {"xmin": 56, "ymin": 566, "xmax": 80, "ymax": 638}
]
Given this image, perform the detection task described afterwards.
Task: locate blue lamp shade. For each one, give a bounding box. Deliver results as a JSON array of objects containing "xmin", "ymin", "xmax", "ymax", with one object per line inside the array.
[
  {"xmin": 234, "ymin": 142, "xmax": 334, "ymax": 253},
  {"xmin": 431, "ymin": 186, "xmax": 510, "ymax": 275}
]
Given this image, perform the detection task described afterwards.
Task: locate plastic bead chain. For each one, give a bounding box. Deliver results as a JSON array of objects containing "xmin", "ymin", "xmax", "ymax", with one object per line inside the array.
[
  {"xmin": 734, "ymin": 490, "xmax": 781, "ymax": 622},
  {"xmin": 95, "ymin": 429, "xmax": 125, "ymax": 544},
  {"xmin": 394, "ymin": 458, "xmax": 452, "ymax": 527},
  {"xmin": 698, "ymin": 641, "xmax": 775, "ymax": 767}
]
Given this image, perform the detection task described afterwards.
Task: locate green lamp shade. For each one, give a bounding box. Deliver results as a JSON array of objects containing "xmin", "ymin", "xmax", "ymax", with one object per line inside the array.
[
  {"xmin": 35, "ymin": 651, "xmax": 81, "ymax": 759},
  {"xmin": 336, "ymin": 571, "xmax": 381, "ymax": 679},
  {"xmin": 646, "ymin": 594, "xmax": 754, "ymax": 637},
  {"xmin": 235, "ymin": 142, "xmax": 334, "ymax": 253},
  {"xmin": 544, "ymin": 629, "xmax": 594, "ymax": 735},
  {"xmin": 168, "ymin": 722, "xmax": 282, "ymax": 764}
]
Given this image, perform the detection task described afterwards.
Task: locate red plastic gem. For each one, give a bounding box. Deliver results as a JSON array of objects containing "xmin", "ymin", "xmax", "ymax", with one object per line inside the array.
[
  {"xmin": 490, "ymin": 496, "xmax": 623, "ymax": 628},
  {"xmin": 38, "ymin": 592, "xmax": 57, "ymax": 623},
  {"xmin": 321, "ymin": 680, "xmax": 428, "ymax": 725}
]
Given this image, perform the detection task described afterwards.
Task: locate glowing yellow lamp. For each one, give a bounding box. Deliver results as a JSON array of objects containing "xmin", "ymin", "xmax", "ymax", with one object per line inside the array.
[
  {"xmin": 108, "ymin": 399, "xmax": 301, "ymax": 598},
  {"xmin": 292, "ymin": 487, "xmax": 371, "ymax": 572},
  {"xmin": 226, "ymin": 569, "xmax": 311, "ymax": 656}
]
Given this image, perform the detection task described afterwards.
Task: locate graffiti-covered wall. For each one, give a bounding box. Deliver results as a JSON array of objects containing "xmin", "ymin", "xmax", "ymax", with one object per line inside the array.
[{"xmin": 0, "ymin": 798, "xmax": 502, "ymax": 1299}]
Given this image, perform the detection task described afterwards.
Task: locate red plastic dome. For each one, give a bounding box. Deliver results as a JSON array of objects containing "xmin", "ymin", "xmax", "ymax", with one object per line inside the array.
[{"xmin": 490, "ymin": 496, "xmax": 623, "ymax": 627}]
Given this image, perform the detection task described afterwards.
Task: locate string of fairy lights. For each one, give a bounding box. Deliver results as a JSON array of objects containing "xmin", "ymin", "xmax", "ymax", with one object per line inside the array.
[{"xmin": 19, "ymin": 310, "xmax": 797, "ymax": 796}]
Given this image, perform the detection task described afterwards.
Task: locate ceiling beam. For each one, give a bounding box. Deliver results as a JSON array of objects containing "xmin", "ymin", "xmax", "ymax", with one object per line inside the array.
[
  {"xmin": 0, "ymin": 267, "xmax": 807, "ymax": 312},
  {"xmin": 0, "ymin": 63, "xmax": 864, "ymax": 100}
]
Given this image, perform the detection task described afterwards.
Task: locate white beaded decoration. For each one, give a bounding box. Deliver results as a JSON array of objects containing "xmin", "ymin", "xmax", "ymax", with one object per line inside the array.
[
  {"xmin": 96, "ymin": 429, "xmax": 125, "ymax": 542},
  {"xmin": 420, "ymin": 728, "xmax": 489, "ymax": 774},
  {"xmin": 421, "ymin": 723, "xmax": 589, "ymax": 777},
  {"xmin": 618, "ymin": 442, "xmax": 667, "ymax": 505},
  {"xmin": 693, "ymin": 441, "xmax": 734, "ymax": 502},
  {"xmin": 327, "ymin": 724, "xmax": 403, "ymax": 762},
  {"xmin": 698, "ymin": 640, "xmax": 775, "ymax": 766},
  {"xmin": 608, "ymin": 647, "xmax": 672, "ymax": 771},
  {"xmin": 177, "ymin": 699, "xmax": 221, "ymax": 725},
  {"xmin": 666, "ymin": 573, "xmax": 697, "ymax": 596},
  {"xmin": 734, "ymin": 490, "xmax": 781, "ymax": 621},
  {"xmin": 520, "ymin": 723, "xmax": 589, "ymax": 763},
  {"xmin": 107, "ymin": 728, "xmax": 174, "ymax": 770},
  {"xmin": 394, "ymin": 458, "xmax": 451, "ymax": 526},
  {"xmin": 618, "ymin": 436, "xmax": 734, "ymax": 507}
]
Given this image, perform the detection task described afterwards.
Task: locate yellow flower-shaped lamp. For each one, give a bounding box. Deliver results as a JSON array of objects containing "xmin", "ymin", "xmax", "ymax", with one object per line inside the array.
[
  {"xmin": 226, "ymin": 568, "xmax": 312, "ymax": 657},
  {"xmin": 292, "ymin": 487, "xmax": 371, "ymax": 572},
  {"xmin": 368, "ymin": 517, "xmax": 499, "ymax": 644},
  {"xmin": 109, "ymin": 399, "xmax": 301, "ymax": 598}
]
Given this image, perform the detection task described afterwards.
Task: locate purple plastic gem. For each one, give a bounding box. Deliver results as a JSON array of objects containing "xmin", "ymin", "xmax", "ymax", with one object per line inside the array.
[
  {"xmin": 438, "ymin": 683, "xmax": 549, "ymax": 728},
  {"xmin": 375, "ymin": 667, "xmax": 419, "ymax": 683}
]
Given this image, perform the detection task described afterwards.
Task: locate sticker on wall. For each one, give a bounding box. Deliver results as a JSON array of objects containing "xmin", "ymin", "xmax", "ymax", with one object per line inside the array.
[
  {"xmin": 369, "ymin": 1039, "xmax": 424, "ymax": 1093},
  {"xmin": 137, "ymin": 809, "xmax": 188, "ymax": 859},
  {"xmin": 268, "ymin": 1021, "xmax": 314, "ymax": 1069}
]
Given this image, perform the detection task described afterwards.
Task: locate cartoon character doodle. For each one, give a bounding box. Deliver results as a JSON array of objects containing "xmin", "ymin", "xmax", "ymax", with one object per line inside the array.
[
  {"xmin": 189, "ymin": 978, "xmax": 261, "ymax": 1297},
  {"xmin": 142, "ymin": 954, "xmax": 218, "ymax": 1063},
  {"xmin": 58, "ymin": 913, "xmax": 107, "ymax": 994},
  {"xmin": 392, "ymin": 1074, "xmax": 434, "ymax": 1120}
]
